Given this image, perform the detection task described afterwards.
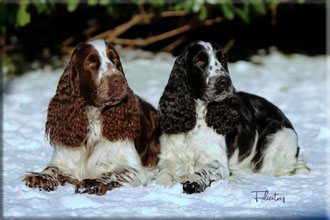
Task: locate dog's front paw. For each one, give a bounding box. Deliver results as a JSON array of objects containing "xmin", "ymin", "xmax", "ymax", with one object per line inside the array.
[
  {"xmin": 182, "ymin": 181, "xmax": 206, "ymax": 194},
  {"xmin": 58, "ymin": 174, "xmax": 79, "ymax": 186},
  {"xmin": 23, "ymin": 173, "xmax": 59, "ymax": 192},
  {"xmin": 75, "ymin": 179, "xmax": 107, "ymax": 195},
  {"xmin": 75, "ymin": 179, "xmax": 121, "ymax": 195}
]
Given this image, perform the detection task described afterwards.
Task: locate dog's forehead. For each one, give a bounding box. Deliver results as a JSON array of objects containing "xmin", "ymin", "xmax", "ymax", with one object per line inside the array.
[
  {"xmin": 87, "ymin": 39, "xmax": 111, "ymax": 63},
  {"xmin": 197, "ymin": 41, "xmax": 213, "ymax": 52},
  {"xmin": 196, "ymin": 41, "xmax": 219, "ymax": 65},
  {"xmin": 196, "ymin": 41, "xmax": 223, "ymax": 53},
  {"xmin": 87, "ymin": 39, "xmax": 119, "ymax": 82}
]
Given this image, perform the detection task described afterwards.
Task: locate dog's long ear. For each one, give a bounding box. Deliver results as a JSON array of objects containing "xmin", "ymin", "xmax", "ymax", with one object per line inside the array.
[
  {"xmin": 102, "ymin": 88, "xmax": 140, "ymax": 142},
  {"xmin": 158, "ymin": 54, "xmax": 196, "ymax": 134},
  {"xmin": 45, "ymin": 48, "xmax": 89, "ymax": 147}
]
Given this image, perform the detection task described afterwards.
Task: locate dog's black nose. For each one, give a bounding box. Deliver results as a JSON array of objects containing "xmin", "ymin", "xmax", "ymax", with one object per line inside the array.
[{"xmin": 215, "ymin": 76, "xmax": 231, "ymax": 90}]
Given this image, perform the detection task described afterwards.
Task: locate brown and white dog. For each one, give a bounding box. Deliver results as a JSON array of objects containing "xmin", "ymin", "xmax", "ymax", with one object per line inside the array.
[{"xmin": 23, "ymin": 39, "xmax": 160, "ymax": 195}]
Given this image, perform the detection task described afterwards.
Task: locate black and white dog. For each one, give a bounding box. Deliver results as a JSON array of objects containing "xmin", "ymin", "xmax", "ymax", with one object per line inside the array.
[{"xmin": 156, "ymin": 41, "xmax": 309, "ymax": 194}]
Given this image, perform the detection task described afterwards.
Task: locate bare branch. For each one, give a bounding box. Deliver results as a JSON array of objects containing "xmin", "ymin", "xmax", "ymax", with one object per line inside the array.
[
  {"xmin": 160, "ymin": 10, "xmax": 190, "ymax": 17},
  {"xmin": 90, "ymin": 14, "xmax": 154, "ymax": 42},
  {"xmin": 88, "ymin": 11, "xmax": 192, "ymax": 42},
  {"xmin": 61, "ymin": 12, "xmax": 224, "ymax": 54},
  {"xmin": 223, "ymin": 38, "xmax": 235, "ymax": 53},
  {"xmin": 108, "ymin": 16, "xmax": 223, "ymax": 47},
  {"xmin": 161, "ymin": 35, "xmax": 187, "ymax": 52},
  {"xmin": 110, "ymin": 23, "xmax": 191, "ymax": 46}
]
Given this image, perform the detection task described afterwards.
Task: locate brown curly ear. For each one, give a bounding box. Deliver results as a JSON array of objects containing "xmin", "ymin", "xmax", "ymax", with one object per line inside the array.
[
  {"xmin": 45, "ymin": 59, "xmax": 89, "ymax": 147},
  {"xmin": 102, "ymin": 88, "xmax": 140, "ymax": 142}
]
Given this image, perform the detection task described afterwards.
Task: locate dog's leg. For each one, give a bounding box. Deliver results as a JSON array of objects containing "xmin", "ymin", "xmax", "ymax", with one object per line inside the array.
[
  {"xmin": 75, "ymin": 138, "xmax": 151, "ymax": 195},
  {"xmin": 23, "ymin": 146, "xmax": 85, "ymax": 191},
  {"xmin": 182, "ymin": 160, "xmax": 229, "ymax": 194},
  {"xmin": 156, "ymin": 134, "xmax": 186, "ymax": 186},
  {"xmin": 156, "ymin": 164, "xmax": 176, "ymax": 186},
  {"xmin": 257, "ymin": 128, "xmax": 309, "ymax": 176},
  {"xmin": 58, "ymin": 174, "xmax": 80, "ymax": 186},
  {"xmin": 75, "ymin": 167, "xmax": 146, "ymax": 195}
]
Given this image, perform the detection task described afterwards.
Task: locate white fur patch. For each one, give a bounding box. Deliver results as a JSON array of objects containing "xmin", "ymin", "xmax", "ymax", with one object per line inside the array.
[
  {"xmin": 157, "ymin": 99, "xmax": 230, "ymax": 185},
  {"xmin": 197, "ymin": 41, "xmax": 227, "ymax": 84},
  {"xmin": 49, "ymin": 106, "xmax": 149, "ymax": 185},
  {"xmin": 88, "ymin": 39, "xmax": 117, "ymax": 82},
  {"xmin": 258, "ymin": 128, "xmax": 301, "ymax": 176},
  {"xmin": 49, "ymin": 145, "xmax": 88, "ymax": 180}
]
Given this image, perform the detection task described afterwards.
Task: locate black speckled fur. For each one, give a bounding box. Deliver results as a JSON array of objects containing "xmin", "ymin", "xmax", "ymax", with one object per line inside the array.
[
  {"xmin": 159, "ymin": 53, "xmax": 197, "ymax": 134},
  {"xmin": 159, "ymin": 40, "xmax": 298, "ymax": 172},
  {"xmin": 206, "ymin": 97, "xmax": 241, "ymax": 136},
  {"xmin": 206, "ymin": 91, "xmax": 295, "ymax": 165}
]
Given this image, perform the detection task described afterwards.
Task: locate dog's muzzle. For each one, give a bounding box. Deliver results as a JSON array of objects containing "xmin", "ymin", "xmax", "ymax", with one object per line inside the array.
[
  {"xmin": 214, "ymin": 76, "xmax": 232, "ymax": 91},
  {"xmin": 94, "ymin": 74, "xmax": 128, "ymax": 107},
  {"xmin": 202, "ymin": 76, "xmax": 234, "ymax": 102}
]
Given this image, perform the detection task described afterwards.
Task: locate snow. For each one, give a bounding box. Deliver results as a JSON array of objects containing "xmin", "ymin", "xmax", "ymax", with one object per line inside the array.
[{"xmin": 3, "ymin": 49, "xmax": 329, "ymax": 218}]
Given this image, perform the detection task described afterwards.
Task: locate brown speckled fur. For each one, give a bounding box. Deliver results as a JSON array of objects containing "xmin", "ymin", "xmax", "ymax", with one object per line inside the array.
[
  {"xmin": 102, "ymin": 88, "xmax": 140, "ymax": 142},
  {"xmin": 25, "ymin": 41, "xmax": 160, "ymax": 195},
  {"xmin": 45, "ymin": 42, "xmax": 160, "ymax": 166},
  {"xmin": 45, "ymin": 60, "xmax": 89, "ymax": 147}
]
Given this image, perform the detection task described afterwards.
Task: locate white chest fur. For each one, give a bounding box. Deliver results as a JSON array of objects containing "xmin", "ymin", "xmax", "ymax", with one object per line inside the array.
[
  {"xmin": 86, "ymin": 106, "xmax": 103, "ymax": 149},
  {"xmin": 50, "ymin": 106, "xmax": 144, "ymax": 181},
  {"xmin": 158, "ymin": 99, "xmax": 229, "ymax": 182}
]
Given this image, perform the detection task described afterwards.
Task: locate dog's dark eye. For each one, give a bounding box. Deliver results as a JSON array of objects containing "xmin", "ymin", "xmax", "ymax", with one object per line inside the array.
[
  {"xmin": 108, "ymin": 51, "xmax": 120, "ymax": 64},
  {"xmin": 196, "ymin": 60, "xmax": 205, "ymax": 66},
  {"xmin": 87, "ymin": 54, "xmax": 100, "ymax": 69},
  {"xmin": 220, "ymin": 57, "xmax": 225, "ymax": 63},
  {"xmin": 87, "ymin": 61, "xmax": 99, "ymax": 68}
]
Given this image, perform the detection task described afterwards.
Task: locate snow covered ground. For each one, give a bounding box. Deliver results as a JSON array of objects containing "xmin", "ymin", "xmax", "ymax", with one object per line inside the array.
[{"xmin": 3, "ymin": 49, "xmax": 329, "ymax": 219}]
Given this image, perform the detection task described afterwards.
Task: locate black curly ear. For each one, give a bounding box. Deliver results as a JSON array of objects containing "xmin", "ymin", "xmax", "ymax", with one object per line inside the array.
[
  {"xmin": 158, "ymin": 55, "xmax": 196, "ymax": 134},
  {"xmin": 206, "ymin": 97, "xmax": 240, "ymax": 136}
]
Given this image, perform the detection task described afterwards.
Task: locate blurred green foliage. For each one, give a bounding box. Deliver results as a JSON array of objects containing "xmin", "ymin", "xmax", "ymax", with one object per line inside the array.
[
  {"xmin": 1, "ymin": 0, "xmax": 56, "ymax": 32},
  {"xmin": 1, "ymin": 0, "xmax": 307, "ymax": 35},
  {"xmin": 2, "ymin": 0, "xmax": 310, "ymax": 75}
]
